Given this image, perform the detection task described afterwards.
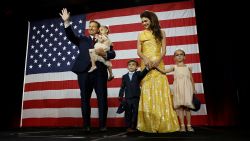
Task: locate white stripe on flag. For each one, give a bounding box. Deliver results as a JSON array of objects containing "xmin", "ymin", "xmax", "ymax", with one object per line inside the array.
[
  {"xmin": 22, "ymin": 107, "xmax": 124, "ymax": 118},
  {"xmin": 25, "ymin": 71, "xmax": 76, "ymax": 83}
]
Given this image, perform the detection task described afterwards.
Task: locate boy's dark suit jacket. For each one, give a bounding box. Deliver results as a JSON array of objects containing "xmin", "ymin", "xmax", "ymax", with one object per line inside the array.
[{"xmin": 119, "ymin": 68, "xmax": 149, "ymax": 99}]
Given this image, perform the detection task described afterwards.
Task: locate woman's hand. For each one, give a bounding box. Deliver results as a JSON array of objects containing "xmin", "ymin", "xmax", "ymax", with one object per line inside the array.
[
  {"xmin": 143, "ymin": 57, "xmax": 151, "ymax": 68},
  {"xmin": 152, "ymin": 59, "xmax": 161, "ymax": 68}
]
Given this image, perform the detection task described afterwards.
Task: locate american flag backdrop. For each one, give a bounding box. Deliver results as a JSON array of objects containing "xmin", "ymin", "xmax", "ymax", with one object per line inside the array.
[{"xmin": 21, "ymin": 1, "xmax": 208, "ymax": 127}]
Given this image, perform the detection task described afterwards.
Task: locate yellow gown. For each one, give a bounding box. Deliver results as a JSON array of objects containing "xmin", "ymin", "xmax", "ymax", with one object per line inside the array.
[{"xmin": 137, "ymin": 30, "xmax": 180, "ymax": 133}]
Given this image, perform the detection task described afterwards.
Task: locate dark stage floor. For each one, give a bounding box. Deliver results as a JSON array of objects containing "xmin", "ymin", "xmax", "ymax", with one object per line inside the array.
[{"xmin": 0, "ymin": 126, "xmax": 249, "ymax": 141}]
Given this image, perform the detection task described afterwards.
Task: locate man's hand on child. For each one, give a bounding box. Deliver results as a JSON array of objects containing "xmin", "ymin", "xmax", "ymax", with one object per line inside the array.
[{"xmin": 95, "ymin": 48, "xmax": 106, "ymax": 58}]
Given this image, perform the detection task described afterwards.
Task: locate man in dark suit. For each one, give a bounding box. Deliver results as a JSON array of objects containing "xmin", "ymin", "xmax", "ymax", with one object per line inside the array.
[
  {"xmin": 60, "ymin": 8, "xmax": 116, "ymax": 132},
  {"xmin": 118, "ymin": 59, "xmax": 149, "ymax": 132}
]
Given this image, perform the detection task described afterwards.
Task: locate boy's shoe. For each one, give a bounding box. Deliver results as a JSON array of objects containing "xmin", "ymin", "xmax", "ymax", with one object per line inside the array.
[
  {"xmin": 99, "ymin": 127, "xmax": 107, "ymax": 132},
  {"xmin": 83, "ymin": 126, "xmax": 91, "ymax": 132},
  {"xmin": 126, "ymin": 128, "xmax": 137, "ymax": 132}
]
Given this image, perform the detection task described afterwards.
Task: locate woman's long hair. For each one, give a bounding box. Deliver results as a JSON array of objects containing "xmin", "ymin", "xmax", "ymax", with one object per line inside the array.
[{"xmin": 140, "ymin": 10, "xmax": 163, "ymax": 43}]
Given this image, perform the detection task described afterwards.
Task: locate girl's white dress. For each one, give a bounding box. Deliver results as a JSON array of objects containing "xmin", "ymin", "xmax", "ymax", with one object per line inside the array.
[{"xmin": 173, "ymin": 65, "xmax": 194, "ymax": 109}]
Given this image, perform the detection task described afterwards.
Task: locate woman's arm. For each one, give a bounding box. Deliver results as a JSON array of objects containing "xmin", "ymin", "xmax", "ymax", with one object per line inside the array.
[
  {"xmin": 156, "ymin": 66, "xmax": 174, "ymax": 74},
  {"xmin": 137, "ymin": 33, "xmax": 151, "ymax": 68}
]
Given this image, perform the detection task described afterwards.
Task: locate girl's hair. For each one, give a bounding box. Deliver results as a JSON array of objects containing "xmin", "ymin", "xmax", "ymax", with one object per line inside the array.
[
  {"xmin": 140, "ymin": 10, "xmax": 163, "ymax": 43},
  {"xmin": 174, "ymin": 49, "xmax": 186, "ymax": 56},
  {"xmin": 101, "ymin": 25, "xmax": 109, "ymax": 34}
]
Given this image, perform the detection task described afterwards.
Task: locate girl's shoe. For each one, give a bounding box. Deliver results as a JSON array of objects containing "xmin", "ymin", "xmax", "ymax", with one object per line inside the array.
[
  {"xmin": 187, "ymin": 125, "xmax": 194, "ymax": 132},
  {"xmin": 180, "ymin": 124, "xmax": 186, "ymax": 132},
  {"xmin": 88, "ymin": 66, "xmax": 97, "ymax": 72}
]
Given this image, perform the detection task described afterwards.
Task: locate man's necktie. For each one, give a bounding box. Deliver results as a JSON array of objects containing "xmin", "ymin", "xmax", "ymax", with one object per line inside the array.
[{"xmin": 91, "ymin": 37, "xmax": 96, "ymax": 49}]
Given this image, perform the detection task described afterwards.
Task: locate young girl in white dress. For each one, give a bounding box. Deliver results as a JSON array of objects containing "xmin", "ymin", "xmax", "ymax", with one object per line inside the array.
[
  {"xmin": 88, "ymin": 25, "xmax": 114, "ymax": 81},
  {"xmin": 157, "ymin": 49, "xmax": 196, "ymax": 132}
]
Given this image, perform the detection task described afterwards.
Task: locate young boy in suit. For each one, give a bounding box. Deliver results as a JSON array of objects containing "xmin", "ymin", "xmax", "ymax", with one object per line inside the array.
[{"xmin": 118, "ymin": 59, "xmax": 149, "ymax": 132}]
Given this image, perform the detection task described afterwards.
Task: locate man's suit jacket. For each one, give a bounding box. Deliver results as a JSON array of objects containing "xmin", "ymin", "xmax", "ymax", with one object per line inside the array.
[
  {"xmin": 119, "ymin": 68, "xmax": 149, "ymax": 99},
  {"xmin": 65, "ymin": 26, "xmax": 115, "ymax": 74}
]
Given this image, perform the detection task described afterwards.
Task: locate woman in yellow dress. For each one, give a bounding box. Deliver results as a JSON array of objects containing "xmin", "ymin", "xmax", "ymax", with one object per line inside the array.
[{"xmin": 137, "ymin": 10, "xmax": 180, "ymax": 133}]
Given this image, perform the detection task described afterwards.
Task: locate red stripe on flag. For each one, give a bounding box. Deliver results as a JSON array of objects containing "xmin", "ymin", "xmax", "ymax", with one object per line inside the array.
[
  {"xmin": 167, "ymin": 35, "xmax": 198, "ymax": 46},
  {"xmin": 191, "ymin": 115, "xmax": 208, "ymax": 126},
  {"xmin": 113, "ymin": 35, "xmax": 198, "ymax": 50},
  {"xmin": 197, "ymin": 94, "xmax": 206, "ymax": 104},
  {"xmin": 23, "ymin": 98, "xmax": 120, "ymax": 109},
  {"xmin": 25, "ymin": 80, "xmax": 78, "ymax": 92},
  {"xmin": 21, "ymin": 115, "xmax": 207, "ymax": 127},
  {"xmin": 22, "ymin": 118, "xmax": 125, "ymax": 127},
  {"xmin": 86, "ymin": 1, "xmax": 194, "ymax": 20},
  {"xmin": 23, "ymin": 80, "xmax": 72, "ymax": 91}
]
